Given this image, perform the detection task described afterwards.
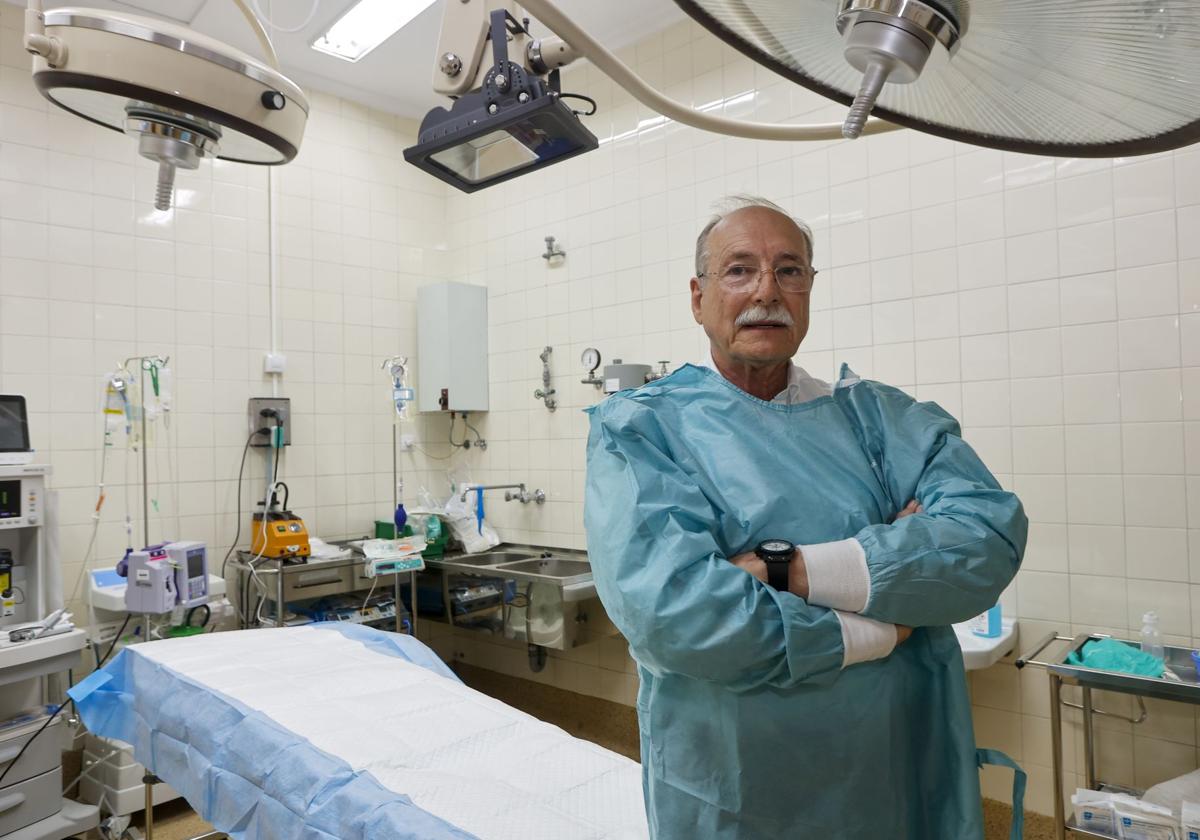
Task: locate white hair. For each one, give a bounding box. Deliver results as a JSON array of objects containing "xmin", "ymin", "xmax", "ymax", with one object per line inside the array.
[{"xmin": 694, "ymin": 195, "xmax": 815, "ymax": 282}]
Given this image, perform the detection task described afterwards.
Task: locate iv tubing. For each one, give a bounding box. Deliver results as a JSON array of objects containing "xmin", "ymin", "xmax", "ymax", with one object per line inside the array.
[{"xmin": 519, "ymin": 0, "xmax": 901, "ymax": 141}]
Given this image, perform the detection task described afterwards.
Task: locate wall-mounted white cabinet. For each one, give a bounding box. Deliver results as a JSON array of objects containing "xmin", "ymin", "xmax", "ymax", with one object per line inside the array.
[{"xmin": 417, "ymin": 282, "xmax": 489, "ymax": 413}]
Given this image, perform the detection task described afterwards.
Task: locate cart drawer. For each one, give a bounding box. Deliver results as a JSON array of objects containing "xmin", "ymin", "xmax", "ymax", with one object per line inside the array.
[
  {"xmin": 0, "ymin": 766, "xmax": 61, "ymax": 835},
  {"xmin": 0, "ymin": 718, "xmax": 60, "ymax": 787},
  {"xmin": 264, "ymin": 566, "xmax": 352, "ymax": 602}
]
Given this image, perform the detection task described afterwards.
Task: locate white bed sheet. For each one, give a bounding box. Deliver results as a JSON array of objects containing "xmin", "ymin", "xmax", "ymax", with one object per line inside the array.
[{"xmin": 135, "ymin": 627, "xmax": 649, "ymax": 840}]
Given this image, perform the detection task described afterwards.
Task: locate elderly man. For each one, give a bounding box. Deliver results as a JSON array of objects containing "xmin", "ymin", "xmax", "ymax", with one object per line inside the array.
[{"xmin": 584, "ymin": 196, "xmax": 1026, "ymax": 839}]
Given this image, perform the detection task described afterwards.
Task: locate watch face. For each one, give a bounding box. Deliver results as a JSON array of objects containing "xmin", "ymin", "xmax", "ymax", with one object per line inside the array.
[{"xmin": 760, "ymin": 539, "xmax": 792, "ymax": 554}]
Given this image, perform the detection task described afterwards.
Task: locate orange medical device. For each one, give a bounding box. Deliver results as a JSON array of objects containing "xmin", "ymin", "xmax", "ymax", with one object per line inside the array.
[{"xmin": 250, "ymin": 509, "xmax": 310, "ymax": 559}]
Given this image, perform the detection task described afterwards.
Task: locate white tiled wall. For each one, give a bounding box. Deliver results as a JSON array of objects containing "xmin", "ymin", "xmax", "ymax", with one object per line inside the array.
[
  {"xmin": 5, "ymin": 1, "xmax": 1200, "ymax": 818},
  {"xmin": 438, "ymin": 18, "xmax": 1200, "ymax": 815},
  {"xmin": 0, "ymin": 7, "xmax": 462, "ymax": 624}
]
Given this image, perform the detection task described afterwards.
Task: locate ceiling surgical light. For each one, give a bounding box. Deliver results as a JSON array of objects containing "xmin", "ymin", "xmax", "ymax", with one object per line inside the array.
[
  {"xmin": 311, "ymin": 0, "xmax": 438, "ymax": 63},
  {"xmin": 675, "ymin": 0, "xmax": 1200, "ymax": 156},
  {"xmin": 411, "ymin": 0, "xmax": 1200, "ymax": 194},
  {"xmin": 24, "ymin": 1, "xmax": 308, "ymax": 210}
]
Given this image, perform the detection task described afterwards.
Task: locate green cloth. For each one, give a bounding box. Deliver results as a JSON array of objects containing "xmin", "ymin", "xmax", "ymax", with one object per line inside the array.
[{"xmin": 1067, "ymin": 637, "xmax": 1164, "ymax": 677}]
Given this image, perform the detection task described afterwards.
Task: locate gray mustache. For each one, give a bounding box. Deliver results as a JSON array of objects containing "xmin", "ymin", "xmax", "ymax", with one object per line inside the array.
[{"xmin": 735, "ymin": 304, "xmax": 795, "ymax": 328}]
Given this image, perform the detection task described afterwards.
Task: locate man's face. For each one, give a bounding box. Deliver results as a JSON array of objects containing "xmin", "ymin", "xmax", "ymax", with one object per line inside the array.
[{"xmin": 690, "ymin": 207, "xmax": 813, "ymax": 366}]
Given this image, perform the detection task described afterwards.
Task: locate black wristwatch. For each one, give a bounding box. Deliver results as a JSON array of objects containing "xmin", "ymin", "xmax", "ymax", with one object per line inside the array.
[{"xmin": 755, "ymin": 539, "xmax": 794, "ymax": 591}]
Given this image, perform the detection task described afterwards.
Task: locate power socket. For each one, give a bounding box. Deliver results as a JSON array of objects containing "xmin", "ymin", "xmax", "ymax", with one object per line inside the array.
[{"xmin": 248, "ymin": 397, "xmax": 291, "ymax": 447}]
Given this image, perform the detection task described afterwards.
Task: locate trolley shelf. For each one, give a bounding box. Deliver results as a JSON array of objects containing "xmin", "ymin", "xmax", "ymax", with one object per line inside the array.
[
  {"xmin": 1017, "ymin": 631, "xmax": 1200, "ymax": 840},
  {"xmin": 1064, "ymin": 818, "xmax": 1115, "ymax": 839},
  {"xmin": 1045, "ymin": 634, "xmax": 1200, "ymax": 705}
]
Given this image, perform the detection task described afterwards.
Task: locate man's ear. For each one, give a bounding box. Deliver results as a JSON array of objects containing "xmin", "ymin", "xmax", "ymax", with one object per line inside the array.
[{"xmin": 690, "ymin": 277, "xmax": 704, "ymax": 325}]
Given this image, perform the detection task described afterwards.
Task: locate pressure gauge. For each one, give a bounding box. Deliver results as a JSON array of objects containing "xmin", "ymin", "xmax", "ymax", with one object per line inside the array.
[{"xmin": 581, "ymin": 347, "xmax": 601, "ymax": 374}]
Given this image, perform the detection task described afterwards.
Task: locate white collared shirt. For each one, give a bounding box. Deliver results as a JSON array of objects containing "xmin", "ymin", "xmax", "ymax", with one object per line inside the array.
[{"xmin": 697, "ymin": 353, "xmax": 832, "ymax": 405}]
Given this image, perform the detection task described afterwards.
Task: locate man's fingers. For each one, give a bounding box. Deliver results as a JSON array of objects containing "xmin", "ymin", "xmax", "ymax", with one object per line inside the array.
[
  {"xmin": 894, "ymin": 499, "xmax": 922, "ymax": 521},
  {"xmin": 729, "ymin": 551, "xmax": 768, "ymax": 583},
  {"xmin": 896, "ymin": 625, "xmax": 913, "ymax": 644}
]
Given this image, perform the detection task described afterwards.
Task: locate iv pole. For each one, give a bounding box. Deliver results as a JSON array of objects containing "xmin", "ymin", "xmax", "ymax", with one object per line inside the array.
[
  {"xmin": 121, "ymin": 354, "xmax": 168, "ymax": 650},
  {"xmin": 380, "ymin": 356, "xmax": 417, "ymax": 636},
  {"xmin": 123, "ymin": 354, "xmax": 168, "ymax": 549}
]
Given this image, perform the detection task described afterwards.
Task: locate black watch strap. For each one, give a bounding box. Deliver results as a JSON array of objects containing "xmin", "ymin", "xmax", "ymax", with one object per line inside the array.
[{"xmin": 766, "ymin": 559, "xmax": 789, "ymax": 591}]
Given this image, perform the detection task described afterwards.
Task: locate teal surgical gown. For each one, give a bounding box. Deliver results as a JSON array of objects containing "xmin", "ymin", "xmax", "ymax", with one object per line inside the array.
[{"xmin": 584, "ymin": 364, "xmax": 1026, "ymax": 840}]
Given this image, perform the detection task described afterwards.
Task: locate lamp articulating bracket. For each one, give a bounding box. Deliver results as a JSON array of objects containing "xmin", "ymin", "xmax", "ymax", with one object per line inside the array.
[{"xmin": 483, "ymin": 9, "xmax": 545, "ymax": 111}]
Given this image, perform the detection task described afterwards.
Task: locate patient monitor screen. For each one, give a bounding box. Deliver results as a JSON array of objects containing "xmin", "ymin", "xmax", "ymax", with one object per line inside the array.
[
  {"xmin": 0, "ymin": 482, "xmax": 18, "ymax": 519},
  {"xmin": 187, "ymin": 548, "xmax": 204, "ymax": 580},
  {"xmin": 0, "ymin": 396, "xmax": 29, "ymax": 451}
]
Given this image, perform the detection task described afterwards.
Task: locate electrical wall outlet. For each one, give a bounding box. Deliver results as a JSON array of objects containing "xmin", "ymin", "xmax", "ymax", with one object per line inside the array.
[{"xmin": 248, "ymin": 397, "xmax": 291, "ymax": 447}]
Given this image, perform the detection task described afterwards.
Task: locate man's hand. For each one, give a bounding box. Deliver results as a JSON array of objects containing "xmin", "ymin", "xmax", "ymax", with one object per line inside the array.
[
  {"xmin": 729, "ymin": 551, "xmax": 767, "ymax": 582},
  {"xmin": 730, "ymin": 551, "xmax": 915, "ymax": 647},
  {"xmin": 894, "ymin": 499, "xmax": 923, "ymax": 521},
  {"xmin": 729, "ymin": 550, "xmax": 810, "ymax": 599}
]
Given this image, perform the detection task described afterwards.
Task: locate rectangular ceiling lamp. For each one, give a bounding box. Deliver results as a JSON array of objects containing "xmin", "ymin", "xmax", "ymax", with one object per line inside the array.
[
  {"xmin": 311, "ymin": 0, "xmax": 436, "ymax": 62},
  {"xmin": 404, "ymin": 96, "xmax": 599, "ymax": 193}
]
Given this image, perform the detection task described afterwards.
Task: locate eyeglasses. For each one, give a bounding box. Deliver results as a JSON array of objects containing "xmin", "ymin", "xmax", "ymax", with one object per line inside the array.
[{"xmin": 699, "ymin": 264, "xmax": 818, "ymax": 293}]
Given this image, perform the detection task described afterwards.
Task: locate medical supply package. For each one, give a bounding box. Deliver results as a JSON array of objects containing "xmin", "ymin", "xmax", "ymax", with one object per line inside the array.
[
  {"xmin": 1074, "ymin": 789, "xmax": 1123, "ymax": 835},
  {"xmin": 1114, "ymin": 797, "xmax": 1180, "ymax": 840},
  {"xmin": 1183, "ymin": 802, "xmax": 1200, "ymax": 840}
]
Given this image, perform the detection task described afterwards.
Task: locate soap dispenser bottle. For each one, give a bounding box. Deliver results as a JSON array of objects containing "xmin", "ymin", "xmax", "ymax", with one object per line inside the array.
[{"xmin": 970, "ymin": 603, "xmax": 1002, "ymax": 638}]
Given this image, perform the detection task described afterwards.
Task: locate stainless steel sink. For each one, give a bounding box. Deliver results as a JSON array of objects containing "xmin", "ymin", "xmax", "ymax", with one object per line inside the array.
[
  {"xmin": 498, "ymin": 558, "xmax": 590, "ymax": 577},
  {"xmin": 428, "ymin": 548, "xmax": 592, "ymax": 588},
  {"xmin": 419, "ymin": 546, "xmax": 614, "ymax": 649},
  {"xmin": 450, "ymin": 552, "xmax": 533, "ymax": 567},
  {"xmin": 494, "ymin": 556, "xmax": 592, "ymax": 586}
]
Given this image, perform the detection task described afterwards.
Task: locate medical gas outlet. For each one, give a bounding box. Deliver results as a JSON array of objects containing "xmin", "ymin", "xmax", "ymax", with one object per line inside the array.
[{"xmin": 248, "ymin": 397, "xmax": 291, "ymax": 447}]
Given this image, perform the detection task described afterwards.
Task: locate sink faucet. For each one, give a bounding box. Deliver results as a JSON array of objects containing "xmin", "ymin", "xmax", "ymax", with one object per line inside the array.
[
  {"xmin": 460, "ymin": 483, "xmax": 545, "ymax": 504},
  {"xmin": 506, "ymin": 486, "xmax": 546, "ymax": 504}
]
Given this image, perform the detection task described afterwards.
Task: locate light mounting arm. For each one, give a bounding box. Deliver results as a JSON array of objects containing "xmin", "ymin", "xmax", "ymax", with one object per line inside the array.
[{"xmin": 517, "ymin": 0, "xmax": 899, "ymax": 142}]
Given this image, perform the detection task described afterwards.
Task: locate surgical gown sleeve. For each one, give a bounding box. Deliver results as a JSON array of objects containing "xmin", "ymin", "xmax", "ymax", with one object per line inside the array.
[
  {"xmin": 805, "ymin": 381, "xmax": 1027, "ymax": 628},
  {"xmin": 584, "ymin": 396, "xmax": 853, "ymax": 692}
]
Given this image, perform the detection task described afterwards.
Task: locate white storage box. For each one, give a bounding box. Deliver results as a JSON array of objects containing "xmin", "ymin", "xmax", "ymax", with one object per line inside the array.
[{"xmin": 79, "ymin": 734, "xmax": 178, "ymax": 816}]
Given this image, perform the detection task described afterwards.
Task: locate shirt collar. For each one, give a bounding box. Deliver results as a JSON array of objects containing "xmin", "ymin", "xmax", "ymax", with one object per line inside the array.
[{"xmin": 698, "ymin": 351, "xmax": 832, "ymax": 405}]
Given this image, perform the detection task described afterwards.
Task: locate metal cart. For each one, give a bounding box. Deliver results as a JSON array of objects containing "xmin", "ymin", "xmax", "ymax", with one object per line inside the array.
[
  {"xmin": 1017, "ymin": 632, "xmax": 1199, "ymax": 839},
  {"xmin": 230, "ymin": 550, "xmax": 417, "ymax": 635}
]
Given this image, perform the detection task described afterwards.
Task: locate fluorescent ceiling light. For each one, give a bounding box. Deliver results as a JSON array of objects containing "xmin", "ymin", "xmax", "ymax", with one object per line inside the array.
[{"xmin": 311, "ymin": 0, "xmax": 436, "ymax": 62}]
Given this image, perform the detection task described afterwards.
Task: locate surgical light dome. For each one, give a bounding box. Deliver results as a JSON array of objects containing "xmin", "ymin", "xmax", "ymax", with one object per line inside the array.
[
  {"xmin": 674, "ymin": 0, "xmax": 1200, "ymax": 156},
  {"xmin": 25, "ymin": 4, "xmax": 308, "ymax": 210}
]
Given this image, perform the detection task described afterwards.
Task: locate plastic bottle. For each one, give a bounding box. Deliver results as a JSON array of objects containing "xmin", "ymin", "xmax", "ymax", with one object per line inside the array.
[
  {"xmin": 425, "ymin": 514, "xmax": 442, "ymax": 543},
  {"xmin": 970, "ymin": 603, "xmax": 1002, "ymax": 638},
  {"xmin": 1140, "ymin": 611, "xmax": 1165, "ymax": 662}
]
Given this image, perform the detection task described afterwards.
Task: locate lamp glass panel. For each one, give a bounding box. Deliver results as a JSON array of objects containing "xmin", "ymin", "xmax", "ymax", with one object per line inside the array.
[{"xmin": 429, "ymin": 129, "xmax": 539, "ymax": 184}]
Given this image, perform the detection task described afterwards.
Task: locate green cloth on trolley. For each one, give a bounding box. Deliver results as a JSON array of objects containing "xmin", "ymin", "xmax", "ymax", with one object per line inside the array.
[{"xmin": 1067, "ymin": 637, "xmax": 1164, "ymax": 678}]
